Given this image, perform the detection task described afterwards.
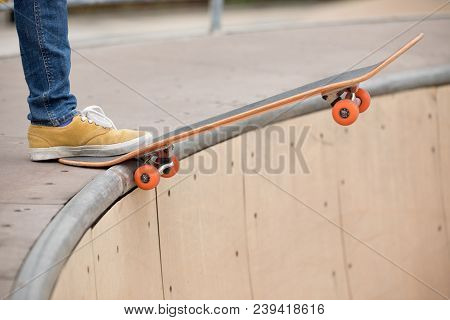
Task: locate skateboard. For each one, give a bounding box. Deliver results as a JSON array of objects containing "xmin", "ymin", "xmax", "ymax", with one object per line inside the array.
[{"xmin": 59, "ymin": 33, "xmax": 423, "ymax": 190}]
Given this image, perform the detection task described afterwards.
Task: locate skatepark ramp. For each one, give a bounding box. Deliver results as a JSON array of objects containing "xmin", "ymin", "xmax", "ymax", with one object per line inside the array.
[{"xmin": 10, "ymin": 65, "xmax": 450, "ymax": 299}]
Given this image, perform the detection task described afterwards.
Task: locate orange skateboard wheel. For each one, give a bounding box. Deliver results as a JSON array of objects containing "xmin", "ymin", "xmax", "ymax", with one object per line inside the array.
[
  {"xmin": 134, "ymin": 165, "xmax": 160, "ymax": 190},
  {"xmin": 161, "ymin": 156, "xmax": 180, "ymax": 178},
  {"xmin": 332, "ymin": 99, "xmax": 359, "ymax": 126},
  {"xmin": 355, "ymin": 88, "xmax": 371, "ymax": 113}
]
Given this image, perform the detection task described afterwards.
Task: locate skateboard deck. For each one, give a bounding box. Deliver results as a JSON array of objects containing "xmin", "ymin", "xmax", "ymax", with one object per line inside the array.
[{"xmin": 59, "ymin": 33, "xmax": 423, "ymax": 189}]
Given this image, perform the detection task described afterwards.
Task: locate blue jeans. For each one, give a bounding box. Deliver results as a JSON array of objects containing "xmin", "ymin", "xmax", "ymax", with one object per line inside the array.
[{"xmin": 14, "ymin": 0, "xmax": 77, "ymax": 126}]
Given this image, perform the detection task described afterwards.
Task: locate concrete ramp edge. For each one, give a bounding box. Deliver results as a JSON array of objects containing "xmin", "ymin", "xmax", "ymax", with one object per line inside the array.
[{"xmin": 9, "ymin": 64, "xmax": 450, "ymax": 299}]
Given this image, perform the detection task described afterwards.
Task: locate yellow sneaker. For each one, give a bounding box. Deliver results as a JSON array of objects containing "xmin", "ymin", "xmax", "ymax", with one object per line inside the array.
[{"xmin": 28, "ymin": 106, "xmax": 151, "ymax": 161}]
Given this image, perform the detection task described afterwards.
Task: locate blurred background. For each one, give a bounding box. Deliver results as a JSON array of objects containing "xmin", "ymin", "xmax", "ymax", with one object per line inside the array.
[{"xmin": 1, "ymin": 0, "xmax": 449, "ymax": 58}]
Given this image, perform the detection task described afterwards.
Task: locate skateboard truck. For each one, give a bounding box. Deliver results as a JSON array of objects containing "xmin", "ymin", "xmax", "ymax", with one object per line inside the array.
[
  {"xmin": 322, "ymin": 85, "xmax": 371, "ymax": 126},
  {"xmin": 134, "ymin": 144, "xmax": 180, "ymax": 190}
]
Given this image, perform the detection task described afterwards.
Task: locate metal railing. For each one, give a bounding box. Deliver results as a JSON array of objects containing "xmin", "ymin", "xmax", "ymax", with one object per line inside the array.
[{"xmin": 209, "ymin": 0, "xmax": 224, "ymax": 32}]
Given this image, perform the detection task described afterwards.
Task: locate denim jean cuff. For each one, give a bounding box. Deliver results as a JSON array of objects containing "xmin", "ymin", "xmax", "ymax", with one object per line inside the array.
[{"xmin": 31, "ymin": 109, "xmax": 78, "ymax": 127}]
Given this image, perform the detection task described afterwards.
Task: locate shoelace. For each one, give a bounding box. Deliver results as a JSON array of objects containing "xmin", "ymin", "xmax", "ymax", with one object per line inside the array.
[{"xmin": 79, "ymin": 106, "xmax": 117, "ymax": 129}]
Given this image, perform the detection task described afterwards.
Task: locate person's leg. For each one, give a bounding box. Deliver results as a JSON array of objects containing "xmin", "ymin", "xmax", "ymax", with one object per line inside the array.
[
  {"xmin": 13, "ymin": 0, "xmax": 150, "ymax": 161},
  {"xmin": 14, "ymin": 0, "xmax": 77, "ymax": 126},
  {"xmin": 12, "ymin": 0, "xmax": 151, "ymax": 160}
]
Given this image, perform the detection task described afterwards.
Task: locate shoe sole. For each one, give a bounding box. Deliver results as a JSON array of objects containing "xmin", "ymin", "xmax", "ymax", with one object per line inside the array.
[{"xmin": 29, "ymin": 135, "xmax": 151, "ymax": 161}]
